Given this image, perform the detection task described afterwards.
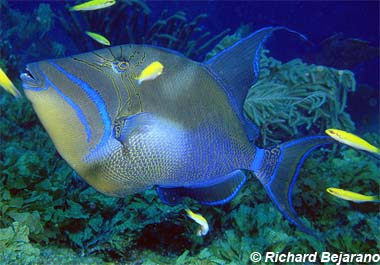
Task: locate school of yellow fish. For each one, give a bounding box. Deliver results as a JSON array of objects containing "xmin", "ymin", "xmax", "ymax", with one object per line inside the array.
[
  {"xmin": 70, "ymin": 0, "xmax": 116, "ymax": 45},
  {"xmin": 325, "ymin": 128, "xmax": 379, "ymax": 203}
]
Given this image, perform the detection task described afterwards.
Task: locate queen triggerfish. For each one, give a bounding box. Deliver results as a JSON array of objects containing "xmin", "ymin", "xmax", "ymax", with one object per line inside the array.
[{"xmin": 20, "ymin": 27, "xmax": 334, "ymax": 236}]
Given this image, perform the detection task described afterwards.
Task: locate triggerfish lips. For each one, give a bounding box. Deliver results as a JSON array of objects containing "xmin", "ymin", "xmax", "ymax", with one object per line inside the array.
[{"xmin": 20, "ymin": 63, "xmax": 45, "ymax": 90}]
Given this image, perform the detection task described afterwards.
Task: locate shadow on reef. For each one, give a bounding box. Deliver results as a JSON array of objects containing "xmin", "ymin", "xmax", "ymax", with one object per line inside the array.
[{"xmin": 136, "ymin": 222, "xmax": 191, "ymax": 256}]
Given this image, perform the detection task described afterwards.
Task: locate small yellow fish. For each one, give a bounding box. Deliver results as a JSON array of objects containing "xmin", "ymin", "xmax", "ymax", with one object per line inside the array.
[
  {"xmin": 185, "ymin": 209, "xmax": 209, "ymax": 236},
  {"xmin": 325, "ymin": 128, "xmax": 380, "ymax": 155},
  {"xmin": 0, "ymin": 67, "xmax": 21, "ymax": 98},
  {"xmin": 70, "ymin": 0, "xmax": 116, "ymax": 11},
  {"xmin": 85, "ymin": 31, "xmax": 111, "ymax": 46},
  {"xmin": 326, "ymin": 187, "xmax": 380, "ymax": 203},
  {"xmin": 135, "ymin": 61, "xmax": 164, "ymax": 85}
]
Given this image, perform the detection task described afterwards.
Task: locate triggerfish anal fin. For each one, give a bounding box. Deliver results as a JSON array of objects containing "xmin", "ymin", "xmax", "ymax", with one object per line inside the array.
[
  {"xmin": 204, "ymin": 26, "xmax": 307, "ymax": 142},
  {"xmin": 252, "ymin": 136, "xmax": 334, "ymax": 237},
  {"xmin": 157, "ymin": 170, "xmax": 246, "ymax": 206}
]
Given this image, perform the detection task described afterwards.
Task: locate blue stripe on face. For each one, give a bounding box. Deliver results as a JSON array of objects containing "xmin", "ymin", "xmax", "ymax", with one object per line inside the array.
[
  {"xmin": 23, "ymin": 65, "xmax": 92, "ymax": 142},
  {"xmin": 46, "ymin": 78, "xmax": 92, "ymax": 143},
  {"xmin": 48, "ymin": 61, "xmax": 112, "ymax": 149}
]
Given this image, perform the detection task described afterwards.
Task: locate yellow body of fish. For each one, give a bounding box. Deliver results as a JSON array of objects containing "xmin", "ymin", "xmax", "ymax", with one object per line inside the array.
[
  {"xmin": 185, "ymin": 209, "xmax": 209, "ymax": 236},
  {"xmin": 70, "ymin": 0, "xmax": 116, "ymax": 11},
  {"xmin": 325, "ymin": 129, "xmax": 380, "ymax": 154},
  {"xmin": 135, "ymin": 61, "xmax": 164, "ymax": 85},
  {"xmin": 85, "ymin": 31, "xmax": 111, "ymax": 46},
  {"xmin": 327, "ymin": 187, "xmax": 380, "ymax": 203},
  {"xmin": 0, "ymin": 67, "xmax": 21, "ymax": 98}
]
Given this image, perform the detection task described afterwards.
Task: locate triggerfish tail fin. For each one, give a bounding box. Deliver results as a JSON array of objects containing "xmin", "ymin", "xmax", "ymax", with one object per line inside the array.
[
  {"xmin": 251, "ymin": 136, "xmax": 333, "ymax": 236},
  {"xmin": 204, "ymin": 26, "xmax": 306, "ymax": 142}
]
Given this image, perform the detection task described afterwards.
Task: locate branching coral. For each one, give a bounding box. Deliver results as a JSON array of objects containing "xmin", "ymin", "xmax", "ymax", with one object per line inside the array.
[{"xmin": 244, "ymin": 49, "xmax": 356, "ymax": 145}]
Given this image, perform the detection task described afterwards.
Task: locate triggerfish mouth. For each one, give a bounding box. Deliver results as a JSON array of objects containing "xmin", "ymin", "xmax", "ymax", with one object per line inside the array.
[{"xmin": 20, "ymin": 27, "xmax": 334, "ymax": 236}]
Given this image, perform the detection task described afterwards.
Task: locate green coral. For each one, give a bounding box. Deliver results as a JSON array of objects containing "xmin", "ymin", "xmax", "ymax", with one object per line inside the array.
[
  {"xmin": 0, "ymin": 222, "xmax": 41, "ymax": 264},
  {"xmin": 244, "ymin": 49, "xmax": 356, "ymax": 145}
]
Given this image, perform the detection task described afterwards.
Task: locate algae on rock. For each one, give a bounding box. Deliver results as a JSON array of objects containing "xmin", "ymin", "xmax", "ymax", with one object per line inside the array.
[{"xmin": 0, "ymin": 222, "xmax": 41, "ymax": 264}]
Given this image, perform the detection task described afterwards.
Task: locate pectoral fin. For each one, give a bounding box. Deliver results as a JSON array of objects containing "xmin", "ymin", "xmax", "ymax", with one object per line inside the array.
[{"xmin": 114, "ymin": 112, "xmax": 157, "ymax": 145}]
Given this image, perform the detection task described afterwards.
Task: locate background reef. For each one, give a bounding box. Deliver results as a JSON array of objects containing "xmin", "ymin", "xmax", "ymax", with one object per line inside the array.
[{"xmin": 1, "ymin": 0, "xmax": 379, "ymax": 264}]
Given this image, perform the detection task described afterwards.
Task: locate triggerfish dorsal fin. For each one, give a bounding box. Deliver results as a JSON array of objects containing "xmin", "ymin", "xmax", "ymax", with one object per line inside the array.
[
  {"xmin": 251, "ymin": 136, "xmax": 334, "ymax": 237},
  {"xmin": 157, "ymin": 170, "xmax": 246, "ymax": 206},
  {"xmin": 204, "ymin": 27, "xmax": 307, "ymax": 141}
]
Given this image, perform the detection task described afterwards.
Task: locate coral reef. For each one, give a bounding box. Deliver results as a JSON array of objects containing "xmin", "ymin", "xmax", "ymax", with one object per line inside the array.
[
  {"xmin": 244, "ymin": 49, "xmax": 357, "ymax": 145},
  {"xmin": 0, "ymin": 222, "xmax": 41, "ymax": 264}
]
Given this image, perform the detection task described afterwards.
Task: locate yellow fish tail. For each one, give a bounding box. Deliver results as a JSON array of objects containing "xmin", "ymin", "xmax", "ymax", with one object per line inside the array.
[{"xmin": 0, "ymin": 67, "xmax": 22, "ymax": 98}]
